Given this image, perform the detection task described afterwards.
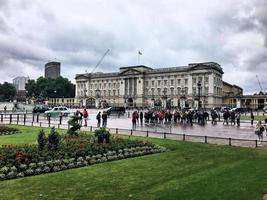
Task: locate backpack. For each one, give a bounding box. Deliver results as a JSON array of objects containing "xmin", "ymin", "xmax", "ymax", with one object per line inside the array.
[{"xmin": 83, "ymin": 111, "xmax": 88, "ymax": 118}]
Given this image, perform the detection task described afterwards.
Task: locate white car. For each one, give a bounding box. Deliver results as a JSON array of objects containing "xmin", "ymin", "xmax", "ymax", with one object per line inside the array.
[{"xmin": 44, "ymin": 106, "xmax": 71, "ymax": 117}]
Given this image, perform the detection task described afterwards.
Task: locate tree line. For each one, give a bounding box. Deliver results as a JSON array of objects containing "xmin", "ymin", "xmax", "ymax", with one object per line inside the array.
[
  {"xmin": 25, "ymin": 76, "xmax": 75, "ymax": 99},
  {"xmin": 0, "ymin": 76, "xmax": 75, "ymax": 102},
  {"xmin": 0, "ymin": 82, "xmax": 16, "ymax": 101}
]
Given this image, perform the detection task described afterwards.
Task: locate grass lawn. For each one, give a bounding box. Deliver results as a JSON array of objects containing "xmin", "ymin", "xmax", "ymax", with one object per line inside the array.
[
  {"xmin": 241, "ymin": 115, "xmax": 267, "ymax": 121},
  {"xmin": 0, "ymin": 125, "xmax": 267, "ymax": 200},
  {"xmin": 0, "ymin": 125, "xmax": 66, "ymax": 145}
]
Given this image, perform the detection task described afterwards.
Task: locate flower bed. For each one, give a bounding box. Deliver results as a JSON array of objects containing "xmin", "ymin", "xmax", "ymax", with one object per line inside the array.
[
  {"xmin": 0, "ymin": 130, "xmax": 166, "ymax": 180},
  {"xmin": 0, "ymin": 126, "xmax": 20, "ymax": 136}
]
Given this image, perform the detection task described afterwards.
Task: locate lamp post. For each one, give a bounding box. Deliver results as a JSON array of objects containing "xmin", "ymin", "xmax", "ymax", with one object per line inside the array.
[
  {"xmin": 197, "ymin": 81, "xmax": 202, "ymax": 110},
  {"xmin": 95, "ymin": 89, "xmax": 100, "ymax": 108},
  {"xmin": 151, "ymin": 94, "xmax": 155, "ymax": 109},
  {"xmin": 180, "ymin": 87, "xmax": 186, "ymax": 109},
  {"xmin": 83, "ymin": 89, "xmax": 87, "ymax": 107},
  {"xmin": 162, "ymin": 89, "xmax": 167, "ymax": 109}
]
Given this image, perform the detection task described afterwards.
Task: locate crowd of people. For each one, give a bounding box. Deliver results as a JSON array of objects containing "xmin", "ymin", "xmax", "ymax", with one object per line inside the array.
[
  {"xmin": 73, "ymin": 107, "xmax": 267, "ymax": 143},
  {"xmin": 131, "ymin": 109, "xmax": 220, "ymax": 129}
]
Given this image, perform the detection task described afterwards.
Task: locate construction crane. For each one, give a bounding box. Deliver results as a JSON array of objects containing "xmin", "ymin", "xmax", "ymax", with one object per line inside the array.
[
  {"xmin": 256, "ymin": 75, "xmax": 263, "ymax": 93},
  {"xmin": 86, "ymin": 49, "xmax": 110, "ymax": 74}
]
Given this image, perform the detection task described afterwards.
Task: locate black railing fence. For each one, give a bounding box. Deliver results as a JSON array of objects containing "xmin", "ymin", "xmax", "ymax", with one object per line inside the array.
[{"xmin": 0, "ymin": 113, "xmax": 265, "ymax": 148}]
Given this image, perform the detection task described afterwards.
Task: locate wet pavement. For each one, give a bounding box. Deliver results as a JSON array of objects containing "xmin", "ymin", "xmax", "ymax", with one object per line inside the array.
[{"xmin": 1, "ymin": 109, "xmax": 266, "ymax": 148}]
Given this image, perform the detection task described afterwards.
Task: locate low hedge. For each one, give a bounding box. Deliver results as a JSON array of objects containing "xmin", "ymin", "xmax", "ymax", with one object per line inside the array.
[
  {"xmin": 0, "ymin": 145, "xmax": 166, "ymax": 180},
  {"xmin": 0, "ymin": 126, "xmax": 20, "ymax": 136}
]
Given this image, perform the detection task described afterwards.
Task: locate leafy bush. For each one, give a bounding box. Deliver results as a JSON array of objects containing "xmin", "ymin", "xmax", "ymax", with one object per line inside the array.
[
  {"xmin": 67, "ymin": 115, "xmax": 81, "ymax": 136},
  {"xmin": 94, "ymin": 128, "xmax": 110, "ymax": 144},
  {"xmin": 0, "ymin": 126, "xmax": 20, "ymax": 135},
  {"xmin": 37, "ymin": 129, "xmax": 46, "ymax": 151},
  {"xmin": 48, "ymin": 127, "xmax": 61, "ymax": 150}
]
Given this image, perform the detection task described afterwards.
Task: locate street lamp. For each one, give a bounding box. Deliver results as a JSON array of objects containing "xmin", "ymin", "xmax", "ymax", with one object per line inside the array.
[
  {"xmin": 162, "ymin": 89, "xmax": 167, "ymax": 109},
  {"xmin": 83, "ymin": 89, "xmax": 87, "ymax": 107},
  {"xmin": 197, "ymin": 81, "xmax": 202, "ymax": 110},
  {"xmin": 95, "ymin": 89, "xmax": 100, "ymax": 108},
  {"xmin": 180, "ymin": 87, "xmax": 186, "ymax": 109}
]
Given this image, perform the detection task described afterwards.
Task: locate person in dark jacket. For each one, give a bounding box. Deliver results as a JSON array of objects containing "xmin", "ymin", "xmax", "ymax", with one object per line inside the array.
[
  {"xmin": 139, "ymin": 111, "xmax": 143, "ymax": 126},
  {"xmin": 96, "ymin": 112, "xmax": 101, "ymax": 127}
]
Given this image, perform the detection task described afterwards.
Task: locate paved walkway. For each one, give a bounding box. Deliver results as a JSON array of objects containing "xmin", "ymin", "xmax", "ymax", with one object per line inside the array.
[{"xmin": 1, "ymin": 110, "xmax": 266, "ymax": 148}]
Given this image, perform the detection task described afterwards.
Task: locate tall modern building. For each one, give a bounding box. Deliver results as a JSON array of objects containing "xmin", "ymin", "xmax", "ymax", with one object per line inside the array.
[
  {"xmin": 44, "ymin": 62, "xmax": 61, "ymax": 79},
  {"xmin": 13, "ymin": 76, "xmax": 29, "ymax": 91},
  {"xmin": 75, "ymin": 62, "xmax": 224, "ymax": 108}
]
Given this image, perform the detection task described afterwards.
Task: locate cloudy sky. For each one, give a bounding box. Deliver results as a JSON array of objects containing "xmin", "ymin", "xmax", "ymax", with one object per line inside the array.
[{"xmin": 0, "ymin": 0, "xmax": 266, "ymax": 94}]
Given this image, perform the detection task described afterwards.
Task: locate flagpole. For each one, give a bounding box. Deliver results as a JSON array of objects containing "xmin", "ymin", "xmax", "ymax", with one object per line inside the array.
[{"xmin": 138, "ymin": 53, "xmax": 140, "ymax": 65}]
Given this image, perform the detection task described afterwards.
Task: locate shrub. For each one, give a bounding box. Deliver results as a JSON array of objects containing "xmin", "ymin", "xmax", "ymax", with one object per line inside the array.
[
  {"xmin": 0, "ymin": 173, "xmax": 5, "ymax": 180},
  {"xmin": 25, "ymin": 169, "xmax": 34, "ymax": 176},
  {"xmin": 67, "ymin": 115, "xmax": 81, "ymax": 136},
  {"xmin": 94, "ymin": 128, "xmax": 110, "ymax": 144},
  {"xmin": 48, "ymin": 127, "xmax": 61, "ymax": 150},
  {"xmin": 0, "ymin": 126, "xmax": 20, "ymax": 135},
  {"xmin": 37, "ymin": 129, "xmax": 47, "ymax": 151},
  {"xmin": 16, "ymin": 172, "xmax": 24, "ymax": 178},
  {"xmin": 6, "ymin": 171, "xmax": 17, "ymax": 179},
  {"xmin": 0, "ymin": 166, "xmax": 9, "ymax": 174}
]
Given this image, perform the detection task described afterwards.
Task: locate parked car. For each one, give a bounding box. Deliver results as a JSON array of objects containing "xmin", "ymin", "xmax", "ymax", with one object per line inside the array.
[
  {"xmin": 44, "ymin": 106, "xmax": 71, "ymax": 117},
  {"xmin": 33, "ymin": 104, "xmax": 50, "ymax": 113},
  {"xmin": 221, "ymin": 107, "xmax": 231, "ymax": 113},
  {"xmin": 106, "ymin": 107, "xmax": 126, "ymax": 116},
  {"xmin": 230, "ymin": 107, "xmax": 245, "ymax": 113},
  {"xmin": 212, "ymin": 107, "xmax": 221, "ymax": 112}
]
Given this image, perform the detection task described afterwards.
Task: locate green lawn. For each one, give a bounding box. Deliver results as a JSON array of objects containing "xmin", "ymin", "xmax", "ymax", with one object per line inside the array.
[
  {"xmin": 0, "ymin": 125, "xmax": 267, "ymax": 200},
  {"xmin": 0, "ymin": 125, "xmax": 66, "ymax": 145},
  {"xmin": 241, "ymin": 115, "xmax": 267, "ymax": 121}
]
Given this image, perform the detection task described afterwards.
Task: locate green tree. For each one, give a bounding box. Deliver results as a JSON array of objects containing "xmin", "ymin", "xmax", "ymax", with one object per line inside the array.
[
  {"xmin": 25, "ymin": 76, "xmax": 75, "ymax": 99},
  {"xmin": 0, "ymin": 82, "xmax": 16, "ymax": 101}
]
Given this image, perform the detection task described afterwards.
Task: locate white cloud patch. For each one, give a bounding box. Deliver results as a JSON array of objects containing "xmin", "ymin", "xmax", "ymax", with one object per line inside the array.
[{"xmin": 0, "ymin": 0, "xmax": 266, "ymax": 93}]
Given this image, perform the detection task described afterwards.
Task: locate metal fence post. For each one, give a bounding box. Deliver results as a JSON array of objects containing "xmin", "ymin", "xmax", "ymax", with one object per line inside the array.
[
  {"xmin": 23, "ymin": 114, "xmax": 26, "ymax": 125},
  {"xmin": 116, "ymin": 128, "xmax": 118, "ymax": 134},
  {"xmin": 58, "ymin": 124, "xmax": 60, "ymax": 129},
  {"xmin": 17, "ymin": 114, "xmax": 19, "ymax": 124},
  {"xmin": 59, "ymin": 115, "xmax": 62, "ymax": 125},
  {"xmin": 90, "ymin": 126, "xmax": 92, "ymax": 132},
  {"xmin": 48, "ymin": 116, "xmax": 51, "ymax": 127},
  {"xmin": 9, "ymin": 114, "xmax": 12, "ymax": 124},
  {"xmin": 255, "ymin": 140, "xmax": 258, "ymax": 148},
  {"xmin": 229, "ymin": 138, "xmax": 232, "ymax": 146},
  {"xmin": 0, "ymin": 114, "xmax": 3, "ymax": 122},
  {"xmin": 130, "ymin": 129, "xmax": 133, "ymax": 136},
  {"xmin": 164, "ymin": 132, "xmax": 166, "ymax": 139},
  {"xmin": 205, "ymin": 136, "xmax": 207, "ymax": 144},
  {"xmin": 37, "ymin": 114, "xmax": 39, "ymax": 123},
  {"xmin": 40, "ymin": 122, "xmax": 42, "ymax": 127},
  {"xmin": 183, "ymin": 134, "xmax": 185, "ymax": 141},
  {"xmin": 32, "ymin": 113, "xmax": 35, "ymax": 122}
]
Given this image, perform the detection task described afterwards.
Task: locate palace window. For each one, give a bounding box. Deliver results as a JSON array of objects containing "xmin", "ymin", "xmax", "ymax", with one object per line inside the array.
[
  {"xmin": 205, "ymin": 77, "xmax": 209, "ymax": 84},
  {"xmin": 164, "ymin": 80, "xmax": 167, "ymax": 86},
  {"xmin": 193, "ymin": 78, "xmax": 196, "ymax": 85},
  {"xmin": 184, "ymin": 79, "xmax": 188, "ymax": 85},
  {"xmin": 177, "ymin": 79, "xmax": 181, "ymax": 85}
]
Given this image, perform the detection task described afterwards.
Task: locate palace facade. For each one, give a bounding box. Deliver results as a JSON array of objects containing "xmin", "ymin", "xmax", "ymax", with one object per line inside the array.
[{"xmin": 75, "ymin": 62, "xmax": 224, "ymax": 109}]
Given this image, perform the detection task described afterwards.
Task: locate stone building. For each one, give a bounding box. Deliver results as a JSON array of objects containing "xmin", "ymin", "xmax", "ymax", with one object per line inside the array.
[
  {"xmin": 75, "ymin": 62, "xmax": 224, "ymax": 109},
  {"xmin": 13, "ymin": 76, "xmax": 29, "ymax": 91},
  {"xmin": 44, "ymin": 62, "xmax": 61, "ymax": 79}
]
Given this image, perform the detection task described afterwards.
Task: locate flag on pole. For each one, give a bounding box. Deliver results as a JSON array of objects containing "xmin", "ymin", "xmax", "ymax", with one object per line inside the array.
[{"xmin": 138, "ymin": 51, "xmax": 142, "ymax": 55}]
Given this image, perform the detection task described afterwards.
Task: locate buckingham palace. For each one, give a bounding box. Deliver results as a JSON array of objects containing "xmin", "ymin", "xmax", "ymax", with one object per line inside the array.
[{"xmin": 75, "ymin": 62, "xmax": 224, "ymax": 109}]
